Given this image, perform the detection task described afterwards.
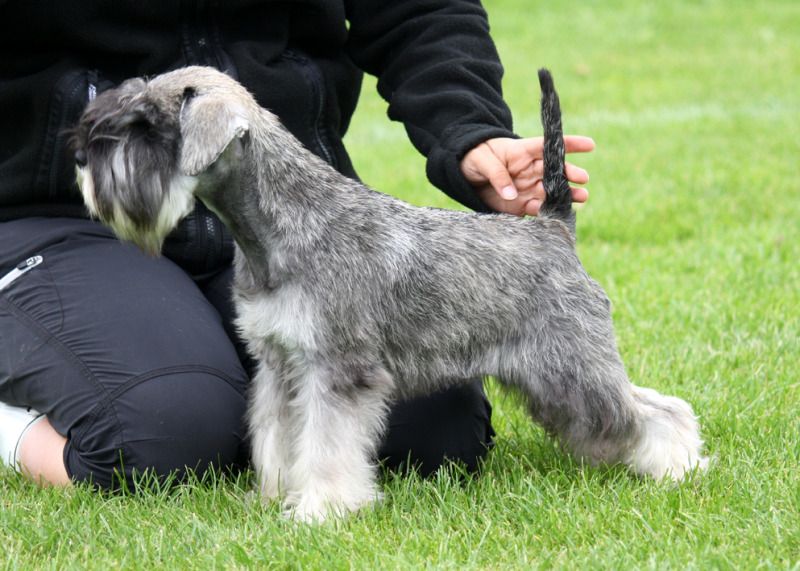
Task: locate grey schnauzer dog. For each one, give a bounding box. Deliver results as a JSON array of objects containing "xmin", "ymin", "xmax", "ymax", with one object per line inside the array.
[{"xmin": 71, "ymin": 66, "xmax": 707, "ymax": 521}]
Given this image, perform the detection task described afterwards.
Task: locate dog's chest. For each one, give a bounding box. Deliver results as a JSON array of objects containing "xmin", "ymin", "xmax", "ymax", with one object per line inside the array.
[{"xmin": 234, "ymin": 286, "xmax": 318, "ymax": 354}]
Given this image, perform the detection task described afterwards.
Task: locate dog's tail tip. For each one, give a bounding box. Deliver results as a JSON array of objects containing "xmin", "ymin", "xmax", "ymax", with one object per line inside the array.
[
  {"xmin": 537, "ymin": 68, "xmax": 554, "ymax": 93},
  {"xmin": 537, "ymin": 68, "xmax": 575, "ymax": 235}
]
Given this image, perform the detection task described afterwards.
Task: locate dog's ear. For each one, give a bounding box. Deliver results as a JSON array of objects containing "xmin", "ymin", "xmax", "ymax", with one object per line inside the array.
[{"xmin": 179, "ymin": 90, "xmax": 249, "ymax": 176}]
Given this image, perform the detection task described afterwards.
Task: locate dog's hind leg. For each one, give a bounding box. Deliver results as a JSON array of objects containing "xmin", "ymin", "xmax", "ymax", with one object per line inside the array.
[
  {"xmin": 282, "ymin": 362, "xmax": 394, "ymax": 522},
  {"xmin": 514, "ymin": 349, "xmax": 707, "ymax": 481},
  {"xmin": 507, "ymin": 294, "xmax": 707, "ymax": 481}
]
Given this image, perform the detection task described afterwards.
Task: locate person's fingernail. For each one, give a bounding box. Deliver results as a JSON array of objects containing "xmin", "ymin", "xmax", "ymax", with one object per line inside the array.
[{"xmin": 500, "ymin": 185, "xmax": 517, "ymax": 200}]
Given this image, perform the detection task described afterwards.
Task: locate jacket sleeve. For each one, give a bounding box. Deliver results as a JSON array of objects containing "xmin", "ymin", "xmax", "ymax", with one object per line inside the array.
[{"xmin": 344, "ymin": 0, "xmax": 516, "ymax": 211}]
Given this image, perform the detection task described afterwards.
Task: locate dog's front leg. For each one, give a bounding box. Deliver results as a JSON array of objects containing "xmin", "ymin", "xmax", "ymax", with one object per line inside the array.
[
  {"xmin": 248, "ymin": 350, "xmax": 291, "ymax": 501},
  {"xmin": 282, "ymin": 363, "xmax": 393, "ymax": 523}
]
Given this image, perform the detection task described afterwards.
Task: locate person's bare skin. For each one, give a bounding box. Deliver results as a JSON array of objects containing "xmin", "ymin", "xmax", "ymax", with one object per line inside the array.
[
  {"xmin": 17, "ymin": 417, "xmax": 70, "ymax": 486},
  {"xmin": 461, "ymin": 135, "xmax": 595, "ymax": 216}
]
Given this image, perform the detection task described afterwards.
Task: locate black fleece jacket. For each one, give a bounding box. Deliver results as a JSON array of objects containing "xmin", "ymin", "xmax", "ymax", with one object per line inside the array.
[{"xmin": 0, "ymin": 0, "xmax": 516, "ymax": 221}]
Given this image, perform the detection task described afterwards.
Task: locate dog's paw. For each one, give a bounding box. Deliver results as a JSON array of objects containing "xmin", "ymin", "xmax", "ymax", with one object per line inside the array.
[
  {"xmin": 282, "ymin": 490, "xmax": 380, "ymax": 524},
  {"xmin": 244, "ymin": 488, "xmax": 284, "ymax": 510},
  {"xmin": 256, "ymin": 475, "xmax": 284, "ymax": 501},
  {"xmin": 282, "ymin": 502, "xmax": 333, "ymax": 524},
  {"xmin": 628, "ymin": 387, "xmax": 709, "ymax": 482},
  {"xmin": 282, "ymin": 496, "xmax": 346, "ymax": 524}
]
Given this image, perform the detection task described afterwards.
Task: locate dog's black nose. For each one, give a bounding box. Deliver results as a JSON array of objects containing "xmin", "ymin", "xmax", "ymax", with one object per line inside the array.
[{"xmin": 75, "ymin": 149, "xmax": 87, "ymax": 167}]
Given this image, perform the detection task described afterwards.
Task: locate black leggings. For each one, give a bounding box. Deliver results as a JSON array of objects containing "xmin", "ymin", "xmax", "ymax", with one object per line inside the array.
[{"xmin": 0, "ymin": 217, "xmax": 494, "ymax": 488}]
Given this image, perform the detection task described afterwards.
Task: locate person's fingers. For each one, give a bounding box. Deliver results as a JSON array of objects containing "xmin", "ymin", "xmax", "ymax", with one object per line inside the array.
[
  {"xmin": 509, "ymin": 135, "xmax": 594, "ymax": 158},
  {"xmin": 565, "ymin": 162, "xmax": 589, "ymax": 185},
  {"xmin": 511, "ymin": 160, "xmax": 541, "ymax": 190},
  {"xmin": 523, "ymin": 185, "xmax": 588, "ymax": 216},
  {"xmin": 479, "ymin": 184, "xmax": 589, "ymax": 217},
  {"xmin": 528, "ymin": 180, "xmax": 545, "ymax": 203},
  {"xmin": 465, "ymin": 136, "xmax": 595, "ymax": 214},
  {"xmin": 570, "ymin": 187, "xmax": 589, "ymax": 203},
  {"xmin": 467, "ymin": 145, "xmax": 517, "ymax": 200},
  {"xmin": 523, "ymin": 198, "xmax": 544, "ymax": 216},
  {"xmin": 476, "ymin": 187, "xmax": 527, "ymax": 216},
  {"xmin": 563, "ymin": 136, "xmax": 596, "ymax": 153},
  {"xmin": 517, "ymin": 159, "xmax": 586, "ymax": 185},
  {"xmin": 505, "ymin": 137, "xmax": 543, "ymax": 157}
]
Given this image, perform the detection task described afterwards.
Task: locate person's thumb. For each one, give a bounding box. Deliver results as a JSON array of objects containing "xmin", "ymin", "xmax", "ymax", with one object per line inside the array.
[{"xmin": 468, "ymin": 147, "xmax": 517, "ymax": 200}]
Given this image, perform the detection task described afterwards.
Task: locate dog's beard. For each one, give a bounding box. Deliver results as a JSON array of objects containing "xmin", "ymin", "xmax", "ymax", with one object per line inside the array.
[
  {"xmin": 77, "ymin": 163, "xmax": 198, "ymax": 256},
  {"xmin": 73, "ymin": 111, "xmax": 201, "ymax": 256}
]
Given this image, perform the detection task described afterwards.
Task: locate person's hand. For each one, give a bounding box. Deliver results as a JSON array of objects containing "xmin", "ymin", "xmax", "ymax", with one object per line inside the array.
[{"xmin": 460, "ymin": 136, "xmax": 595, "ymax": 216}]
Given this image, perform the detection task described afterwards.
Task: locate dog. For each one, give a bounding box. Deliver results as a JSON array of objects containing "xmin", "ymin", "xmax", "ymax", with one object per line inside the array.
[{"xmin": 71, "ymin": 66, "xmax": 708, "ymax": 521}]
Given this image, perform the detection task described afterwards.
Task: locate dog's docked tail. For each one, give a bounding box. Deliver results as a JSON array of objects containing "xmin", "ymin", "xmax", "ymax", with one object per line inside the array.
[{"xmin": 537, "ymin": 68, "xmax": 576, "ymax": 235}]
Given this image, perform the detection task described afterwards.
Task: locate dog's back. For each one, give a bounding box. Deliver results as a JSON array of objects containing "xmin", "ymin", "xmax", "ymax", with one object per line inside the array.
[{"xmin": 537, "ymin": 69, "xmax": 576, "ymax": 235}]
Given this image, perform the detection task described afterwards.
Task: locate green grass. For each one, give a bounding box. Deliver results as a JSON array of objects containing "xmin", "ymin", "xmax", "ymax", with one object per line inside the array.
[{"xmin": 3, "ymin": 0, "xmax": 799, "ymax": 568}]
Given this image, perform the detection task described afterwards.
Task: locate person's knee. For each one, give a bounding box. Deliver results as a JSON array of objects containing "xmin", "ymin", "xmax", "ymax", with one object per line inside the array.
[
  {"xmin": 379, "ymin": 380, "xmax": 495, "ymax": 477},
  {"xmin": 17, "ymin": 416, "xmax": 71, "ymax": 487},
  {"xmin": 65, "ymin": 369, "xmax": 248, "ymax": 489}
]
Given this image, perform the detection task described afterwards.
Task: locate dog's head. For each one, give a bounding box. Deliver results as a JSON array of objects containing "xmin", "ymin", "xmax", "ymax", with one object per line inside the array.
[{"xmin": 71, "ymin": 66, "xmax": 252, "ymax": 254}]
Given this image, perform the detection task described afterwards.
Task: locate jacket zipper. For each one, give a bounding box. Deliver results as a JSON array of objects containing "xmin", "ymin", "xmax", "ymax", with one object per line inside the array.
[
  {"xmin": 283, "ymin": 50, "xmax": 338, "ymax": 169},
  {"xmin": 38, "ymin": 70, "xmax": 87, "ymax": 199},
  {"xmin": 305, "ymin": 61, "xmax": 337, "ymax": 168},
  {"xmin": 87, "ymin": 69, "xmax": 98, "ymax": 102}
]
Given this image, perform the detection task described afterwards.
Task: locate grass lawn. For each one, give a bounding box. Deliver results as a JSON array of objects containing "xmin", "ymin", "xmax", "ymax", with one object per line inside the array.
[{"xmin": 2, "ymin": 0, "xmax": 799, "ymax": 568}]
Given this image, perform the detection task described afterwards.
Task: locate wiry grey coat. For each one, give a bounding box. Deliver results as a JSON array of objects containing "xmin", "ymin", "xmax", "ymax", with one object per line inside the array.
[{"xmin": 71, "ymin": 66, "xmax": 707, "ymax": 522}]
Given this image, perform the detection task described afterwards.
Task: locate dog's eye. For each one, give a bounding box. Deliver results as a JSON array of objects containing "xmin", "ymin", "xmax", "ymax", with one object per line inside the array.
[
  {"xmin": 75, "ymin": 149, "xmax": 87, "ymax": 167},
  {"xmin": 182, "ymin": 87, "xmax": 197, "ymax": 102}
]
